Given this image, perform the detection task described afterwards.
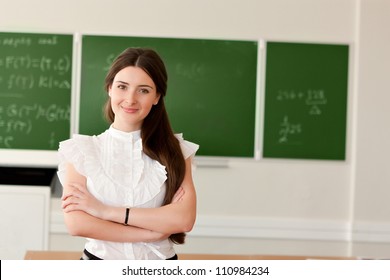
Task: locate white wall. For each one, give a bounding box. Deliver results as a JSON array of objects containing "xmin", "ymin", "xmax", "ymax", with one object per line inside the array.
[
  {"xmin": 1, "ymin": 0, "xmax": 389, "ymax": 258},
  {"xmin": 352, "ymin": 0, "xmax": 390, "ymax": 257}
]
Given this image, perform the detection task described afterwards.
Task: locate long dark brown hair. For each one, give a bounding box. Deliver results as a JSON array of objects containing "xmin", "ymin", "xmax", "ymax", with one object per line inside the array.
[{"xmin": 103, "ymin": 48, "xmax": 186, "ymax": 244}]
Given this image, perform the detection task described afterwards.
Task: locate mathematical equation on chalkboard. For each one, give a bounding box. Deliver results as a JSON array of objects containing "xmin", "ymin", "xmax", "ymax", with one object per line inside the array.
[
  {"xmin": 276, "ymin": 89, "xmax": 326, "ymax": 144},
  {"xmin": 276, "ymin": 89, "xmax": 327, "ymax": 115},
  {"xmin": 0, "ymin": 35, "xmax": 71, "ymax": 91},
  {"xmin": 0, "ymin": 33, "xmax": 72, "ymax": 150},
  {"xmin": 278, "ymin": 115, "xmax": 302, "ymax": 144},
  {"xmin": 0, "ymin": 55, "xmax": 71, "ymax": 90},
  {"xmin": 0, "ymin": 103, "xmax": 70, "ymax": 148}
]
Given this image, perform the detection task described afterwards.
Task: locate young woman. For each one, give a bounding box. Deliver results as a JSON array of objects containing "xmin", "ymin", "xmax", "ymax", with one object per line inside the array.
[{"xmin": 57, "ymin": 48, "xmax": 198, "ymax": 260}]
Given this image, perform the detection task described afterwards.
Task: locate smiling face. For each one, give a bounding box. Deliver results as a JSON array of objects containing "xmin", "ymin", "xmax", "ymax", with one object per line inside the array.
[{"xmin": 108, "ymin": 66, "xmax": 161, "ymax": 132}]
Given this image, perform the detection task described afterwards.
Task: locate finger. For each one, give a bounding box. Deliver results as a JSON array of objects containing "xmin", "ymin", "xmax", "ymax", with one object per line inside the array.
[
  {"xmin": 62, "ymin": 203, "xmax": 80, "ymax": 213},
  {"xmin": 172, "ymin": 190, "xmax": 181, "ymax": 201},
  {"xmin": 172, "ymin": 187, "xmax": 185, "ymax": 203},
  {"xmin": 70, "ymin": 187, "xmax": 84, "ymax": 198},
  {"xmin": 62, "ymin": 196, "xmax": 77, "ymax": 209},
  {"xmin": 62, "ymin": 195, "xmax": 84, "ymax": 208},
  {"xmin": 62, "ymin": 198, "xmax": 86, "ymax": 212},
  {"xmin": 63, "ymin": 186, "xmax": 85, "ymax": 200},
  {"xmin": 176, "ymin": 187, "xmax": 185, "ymax": 198},
  {"xmin": 174, "ymin": 187, "xmax": 184, "ymax": 196},
  {"xmin": 69, "ymin": 183, "xmax": 87, "ymax": 193}
]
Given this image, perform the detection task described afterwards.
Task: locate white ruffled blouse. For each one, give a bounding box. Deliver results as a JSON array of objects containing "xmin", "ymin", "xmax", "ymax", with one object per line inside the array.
[{"xmin": 57, "ymin": 125, "xmax": 199, "ymax": 260}]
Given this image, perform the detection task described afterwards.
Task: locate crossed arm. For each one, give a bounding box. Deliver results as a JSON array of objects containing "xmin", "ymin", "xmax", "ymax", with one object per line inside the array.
[{"xmin": 61, "ymin": 157, "xmax": 197, "ymax": 243}]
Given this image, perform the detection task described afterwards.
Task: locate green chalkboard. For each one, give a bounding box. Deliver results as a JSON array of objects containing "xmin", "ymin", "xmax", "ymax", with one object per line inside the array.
[
  {"xmin": 0, "ymin": 32, "xmax": 72, "ymax": 150},
  {"xmin": 79, "ymin": 35, "xmax": 258, "ymax": 157},
  {"xmin": 263, "ymin": 42, "xmax": 349, "ymax": 160}
]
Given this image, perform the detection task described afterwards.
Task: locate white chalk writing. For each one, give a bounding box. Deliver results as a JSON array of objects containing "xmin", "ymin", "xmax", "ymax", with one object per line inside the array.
[
  {"xmin": 0, "ymin": 35, "xmax": 59, "ymax": 48},
  {"xmin": 276, "ymin": 89, "xmax": 327, "ymax": 115},
  {"xmin": 0, "ymin": 103, "xmax": 70, "ymax": 148},
  {"xmin": 0, "ymin": 55, "xmax": 70, "ymax": 74},
  {"xmin": 279, "ymin": 115, "xmax": 302, "ymax": 144}
]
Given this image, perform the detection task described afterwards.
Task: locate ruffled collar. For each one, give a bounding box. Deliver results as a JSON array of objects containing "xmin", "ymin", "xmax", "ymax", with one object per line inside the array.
[{"xmin": 108, "ymin": 125, "xmax": 141, "ymax": 142}]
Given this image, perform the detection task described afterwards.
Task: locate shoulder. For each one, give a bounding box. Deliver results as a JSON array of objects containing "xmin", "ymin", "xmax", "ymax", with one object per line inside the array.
[
  {"xmin": 174, "ymin": 133, "xmax": 199, "ymax": 159},
  {"xmin": 57, "ymin": 132, "xmax": 107, "ymax": 184},
  {"xmin": 59, "ymin": 130, "xmax": 107, "ymax": 149},
  {"xmin": 62, "ymin": 134, "xmax": 94, "ymax": 144},
  {"xmin": 58, "ymin": 130, "xmax": 109, "ymax": 159},
  {"xmin": 59, "ymin": 134, "xmax": 95, "ymax": 152}
]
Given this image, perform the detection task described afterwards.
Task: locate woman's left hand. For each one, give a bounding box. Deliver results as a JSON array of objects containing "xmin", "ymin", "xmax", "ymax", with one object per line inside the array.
[
  {"xmin": 171, "ymin": 187, "xmax": 185, "ymax": 204},
  {"xmin": 62, "ymin": 183, "xmax": 106, "ymax": 219}
]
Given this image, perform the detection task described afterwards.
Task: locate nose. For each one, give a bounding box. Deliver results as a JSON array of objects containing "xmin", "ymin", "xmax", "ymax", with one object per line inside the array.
[{"xmin": 124, "ymin": 88, "xmax": 137, "ymax": 104}]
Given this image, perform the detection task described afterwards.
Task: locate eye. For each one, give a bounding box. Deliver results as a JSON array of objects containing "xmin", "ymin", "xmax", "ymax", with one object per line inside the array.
[
  {"xmin": 139, "ymin": 88, "xmax": 150, "ymax": 94},
  {"xmin": 117, "ymin": 84, "xmax": 126, "ymax": 90}
]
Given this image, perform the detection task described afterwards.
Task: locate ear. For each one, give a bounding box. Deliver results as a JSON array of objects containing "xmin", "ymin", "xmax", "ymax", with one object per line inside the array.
[{"xmin": 154, "ymin": 93, "xmax": 161, "ymax": 105}]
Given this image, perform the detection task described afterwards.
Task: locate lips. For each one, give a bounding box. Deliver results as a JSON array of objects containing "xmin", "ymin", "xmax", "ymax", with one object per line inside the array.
[{"xmin": 121, "ymin": 106, "xmax": 138, "ymax": 113}]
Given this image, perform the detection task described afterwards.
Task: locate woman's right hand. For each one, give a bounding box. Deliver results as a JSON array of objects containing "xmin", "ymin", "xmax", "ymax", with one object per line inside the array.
[{"xmin": 62, "ymin": 182, "xmax": 107, "ymax": 220}]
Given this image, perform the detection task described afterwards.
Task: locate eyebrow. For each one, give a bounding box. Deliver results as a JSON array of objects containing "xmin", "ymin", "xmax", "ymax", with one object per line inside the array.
[{"xmin": 115, "ymin": 80, "xmax": 154, "ymax": 89}]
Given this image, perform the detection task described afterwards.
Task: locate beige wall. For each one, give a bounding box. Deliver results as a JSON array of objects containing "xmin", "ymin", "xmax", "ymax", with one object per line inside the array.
[
  {"xmin": 1, "ymin": 0, "xmax": 390, "ymax": 258},
  {"xmin": 352, "ymin": 0, "xmax": 390, "ymax": 257}
]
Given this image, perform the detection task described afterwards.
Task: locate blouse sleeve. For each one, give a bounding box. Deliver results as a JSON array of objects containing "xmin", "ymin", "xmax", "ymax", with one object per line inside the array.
[
  {"xmin": 57, "ymin": 135, "xmax": 90, "ymax": 186},
  {"xmin": 175, "ymin": 133, "xmax": 199, "ymax": 160}
]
